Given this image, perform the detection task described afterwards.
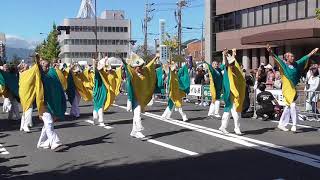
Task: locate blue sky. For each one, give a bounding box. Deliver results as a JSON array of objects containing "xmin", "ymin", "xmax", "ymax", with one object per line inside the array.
[{"xmin": 0, "ymin": 0, "xmax": 204, "ymax": 48}]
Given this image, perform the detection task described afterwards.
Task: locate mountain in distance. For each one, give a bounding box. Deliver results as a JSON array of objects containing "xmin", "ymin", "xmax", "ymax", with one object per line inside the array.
[{"xmin": 6, "ymin": 47, "xmax": 34, "ymax": 61}]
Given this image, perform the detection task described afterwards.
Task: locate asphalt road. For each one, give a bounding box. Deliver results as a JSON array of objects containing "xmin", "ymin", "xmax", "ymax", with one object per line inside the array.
[{"xmin": 1, "ymin": 95, "xmax": 320, "ymax": 180}]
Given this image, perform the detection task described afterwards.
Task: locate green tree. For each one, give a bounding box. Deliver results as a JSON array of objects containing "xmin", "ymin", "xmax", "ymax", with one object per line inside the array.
[
  {"xmin": 316, "ymin": 9, "xmax": 320, "ymax": 20},
  {"xmin": 37, "ymin": 23, "xmax": 60, "ymax": 61}
]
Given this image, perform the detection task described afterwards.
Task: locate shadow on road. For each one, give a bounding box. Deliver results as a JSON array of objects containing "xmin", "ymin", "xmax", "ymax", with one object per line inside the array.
[
  {"xmin": 56, "ymin": 133, "xmax": 113, "ymax": 152},
  {"xmin": 3, "ymin": 144, "xmax": 320, "ymax": 180}
]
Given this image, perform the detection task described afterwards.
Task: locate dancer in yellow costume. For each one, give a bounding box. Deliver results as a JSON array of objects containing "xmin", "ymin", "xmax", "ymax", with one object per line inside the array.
[
  {"xmin": 121, "ymin": 54, "xmax": 159, "ymax": 139},
  {"xmin": 267, "ymin": 45, "xmax": 318, "ymax": 132},
  {"xmin": 92, "ymin": 57, "xmax": 122, "ymax": 126},
  {"xmin": 161, "ymin": 62, "xmax": 190, "ymax": 121},
  {"xmin": 219, "ymin": 49, "xmax": 246, "ymax": 135}
]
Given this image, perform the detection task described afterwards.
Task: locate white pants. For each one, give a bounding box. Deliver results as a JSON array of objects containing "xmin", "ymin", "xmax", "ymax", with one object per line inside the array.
[
  {"xmin": 208, "ymin": 100, "xmax": 221, "ymax": 116},
  {"xmin": 220, "ymin": 104, "xmax": 240, "ymax": 130},
  {"xmin": 70, "ymin": 91, "xmax": 80, "ymax": 118},
  {"xmin": 93, "ymin": 108, "xmax": 104, "ymax": 124},
  {"xmin": 20, "ymin": 108, "xmax": 33, "ymax": 130},
  {"xmin": 161, "ymin": 106, "xmax": 188, "ymax": 121},
  {"xmin": 8, "ymin": 97, "xmax": 21, "ymax": 120},
  {"xmin": 37, "ymin": 112, "xmax": 60, "ymax": 148},
  {"xmin": 279, "ymin": 103, "xmax": 297, "ymax": 127},
  {"xmin": 131, "ymin": 105, "xmax": 144, "ymax": 133}
]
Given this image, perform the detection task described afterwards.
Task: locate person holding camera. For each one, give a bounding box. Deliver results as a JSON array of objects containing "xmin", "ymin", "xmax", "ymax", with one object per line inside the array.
[{"xmin": 256, "ymin": 83, "xmax": 279, "ymax": 121}]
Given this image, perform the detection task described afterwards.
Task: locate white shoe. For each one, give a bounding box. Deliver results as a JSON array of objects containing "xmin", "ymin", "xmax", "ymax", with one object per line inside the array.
[
  {"xmin": 37, "ymin": 143, "xmax": 50, "ymax": 149},
  {"xmin": 98, "ymin": 123, "xmax": 106, "ymax": 127},
  {"xmin": 234, "ymin": 128, "xmax": 243, "ymax": 135},
  {"xmin": 182, "ymin": 116, "xmax": 188, "ymax": 122},
  {"xmin": 214, "ymin": 114, "xmax": 221, "ymax": 118},
  {"xmin": 278, "ymin": 125, "xmax": 289, "ymax": 132},
  {"xmin": 51, "ymin": 143, "xmax": 62, "ymax": 150},
  {"xmin": 291, "ymin": 125, "xmax": 297, "ymax": 132},
  {"xmin": 22, "ymin": 126, "xmax": 30, "ymax": 133},
  {"xmin": 219, "ymin": 127, "xmax": 229, "ymax": 134},
  {"xmin": 130, "ymin": 131, "xmax": 136, "ymax": 137},
  {"xmin": 134, "ymin": 132, "xmax": 145, "ymax": 139}
]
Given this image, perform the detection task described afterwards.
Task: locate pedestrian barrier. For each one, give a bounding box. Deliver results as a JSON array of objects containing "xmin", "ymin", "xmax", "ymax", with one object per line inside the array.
[{"xmin": 121, "ymin": 81, "xmax": 320, "ymax": 121}]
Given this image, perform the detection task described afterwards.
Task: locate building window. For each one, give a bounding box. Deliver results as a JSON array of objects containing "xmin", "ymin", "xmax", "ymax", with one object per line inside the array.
[
  {"xmin": 271, "ymin": 3, "xmax": 279, "ymax": 23},
  {"xmin": 255, "ymin": 6, "xmax": 263, "ymax": 26},
  {"xmin": 279, "ymin": 1, "xmax": 287, "ymax": 22},
  {"xmin": 288, "ymin": 0, "xmax": 297, "ymax": 20},
  {"xmin": 248, "ymin": 8, "xmax": 255, "ymax": 27},
  {"xmin": 241, "ymin": 9, "xmax": 248, "ymax": 28},
  {"xmin": 297, "ymin": 0, "xmax": 306, "ymax": 19},
  {"xmin": 108, "ymin": 27, "xmax": 112, "ymax": 32},
  {"xmin": 75, "ymin": 26, "xmax": 80, "ymax": 32},
  {"xmin": 215, "ymin": 16, "xmax": 224, "ymax": 32},
  {"xmin": 224, "ymin": 12, "xmax": 235, "ymax": 30},
  {"xmin": 235, "ymin": 11, "xmax": 241, "ymax": 29},
  {"xmin": 116, "ymin": 27, "xmax": 120, "ymax": 32},
  {"xmin": 104, "ymin": 27, "xmax": 108, "ymax": 32},
  {"xmin": 124, "ymin": 27, "xmax": 128, "ymax": 32},
  {"xmin": 112, "ymin": 27, "xmax": 116, "ymax": 32},
  {"xmin": 307, "ymin": 0, "xmax": 317, "ymax": 17},
  {"xmin": 263, "ymin": 4, "xmax": 270, "ymax": 24}
]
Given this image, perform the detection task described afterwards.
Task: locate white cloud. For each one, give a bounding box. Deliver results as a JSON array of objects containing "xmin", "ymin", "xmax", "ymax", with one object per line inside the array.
[{"xmin": 5, "ymin": 35, "xmax": 40, "ymax": 50}]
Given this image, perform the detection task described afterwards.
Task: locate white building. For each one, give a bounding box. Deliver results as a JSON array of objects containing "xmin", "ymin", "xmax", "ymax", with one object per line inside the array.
[{"xmin": 58, "ymin": 10, "xmax": 131, "ymax": 64}]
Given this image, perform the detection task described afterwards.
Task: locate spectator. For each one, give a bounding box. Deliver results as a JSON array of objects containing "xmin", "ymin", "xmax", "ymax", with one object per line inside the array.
[
  {"xmin": 256, "ymin": 84, "xmax": 279, "ymax": 121},
  {"xmin": 273, "ymin": 70, "xmax": 282, "ymax": 89},
  {"xmin": 194, "ymin": 64, "xmax": 205, "ymax": 105},
  {"xmin": 265, "ymin": 64, "xmax": 275, "ymax": 89},
  {"xmin": 241, "ymin": 73, "xmax": 255, "ymax": 118},
  {"xmin": 306, "ymin": 66, "xmax": 320, "ymax": 117}
]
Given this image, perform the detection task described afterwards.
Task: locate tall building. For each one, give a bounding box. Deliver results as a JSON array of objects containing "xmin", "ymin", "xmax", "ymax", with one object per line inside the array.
[
  {"xmin": 59, "ymin": 10, "xmax": 131, "ymax": 64},
  {"xmin": 0, "ymin": 33, "xmax": 6, "ymax": 63},
  {"xmin": 205, "ymin": 0, "xmax": 320, "ymax": 69}
]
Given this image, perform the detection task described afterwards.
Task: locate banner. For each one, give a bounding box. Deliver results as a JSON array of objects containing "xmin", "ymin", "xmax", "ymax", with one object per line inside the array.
[
  {"xmin": 266, "ymin": 89, "xmax": 286, "ymax": 106},
  {"xmin": 189, "ymin": 84, "xmax": 202, "ymax": 96}
]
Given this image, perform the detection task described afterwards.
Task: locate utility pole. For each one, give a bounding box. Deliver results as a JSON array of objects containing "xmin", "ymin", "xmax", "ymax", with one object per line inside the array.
[
  {"xmin": 143, "ymin": 2, "xmax": 155, "ymax": 58},
  {"xmin": 201, "ymin": 22, "xmax": 204, "ymax": 58},
  {"xmin": 175, "ymin": 0, "xmax": 186, "ymax": 56},
  {"xmin": 94, "ymin": 0, "xmax": 98, "ymax": 59}
]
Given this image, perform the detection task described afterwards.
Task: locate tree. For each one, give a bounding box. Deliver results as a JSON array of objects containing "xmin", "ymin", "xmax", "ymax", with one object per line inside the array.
[
  {"xmin": 11, "ymin": 54, "xmax": 21, "ymax": 66},
  {"xmin": 134, "ymin": 45, "xmax": 154, "ymax": 62},
  {"xmin": 37, "ymin": 23, "xmax": 60, "ymax": 61},
  {"xmin": 316, "ymin": 9, "xmax": 320, "ymax": 20}
]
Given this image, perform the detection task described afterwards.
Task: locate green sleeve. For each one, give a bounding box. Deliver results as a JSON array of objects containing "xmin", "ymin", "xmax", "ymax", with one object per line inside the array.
[{"xmin": 296, "ymin": 55, "xmax": 309, "ymax": 71}]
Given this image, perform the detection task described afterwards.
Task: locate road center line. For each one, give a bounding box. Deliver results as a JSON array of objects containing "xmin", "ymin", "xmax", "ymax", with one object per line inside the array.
[
  {"xmin": 113, "ymin": 104, "xmax": 320, "ymax": 169},
  {"xmin": 146, "ymin": 138, "xmax": 199, "ymax": 156}
]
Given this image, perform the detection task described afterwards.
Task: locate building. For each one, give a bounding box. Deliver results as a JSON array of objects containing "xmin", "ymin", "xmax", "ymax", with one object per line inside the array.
[
  {"xmin": 205, "ymin": 0, "xmax": 320, "ymax": 69},
  {"xmin": 0, "ymin": 33, "xmax": 6, "ymax": 63},
  {"xmin": 58, "ymin": 10, "xmax": 131, "ymax": 64},
  {"xmin": 185, "ymin": 40, "xmax": 205, "ymax": 62}
]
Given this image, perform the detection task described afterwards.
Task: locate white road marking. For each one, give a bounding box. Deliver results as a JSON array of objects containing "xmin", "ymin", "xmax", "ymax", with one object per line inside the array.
[
  {"xmin": 113, "ymin": 104, "xmax": 320, "ymax": 169},
  {"xmin": 0, "ymin": 144, "xmax": 9, "ymax": 155},
  {"xmin": 84, "ymin": 120, "xmax": 113, "ymax": 129},
  {"xmin": 146, "ymin": 138, "xmax": 199, "ymax": 156},
  {"xmin": 154, "ymin": 100, "xmax": 167, "ymax": 104},
  {"xmin": 85, "ymin": 118, "xmax": 198, "ymax": 156}
]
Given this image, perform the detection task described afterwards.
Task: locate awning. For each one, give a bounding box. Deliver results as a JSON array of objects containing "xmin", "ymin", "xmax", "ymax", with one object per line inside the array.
[{"xmin": 241, "ymin": 28, "xmax": 320, "ymax": 45}]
